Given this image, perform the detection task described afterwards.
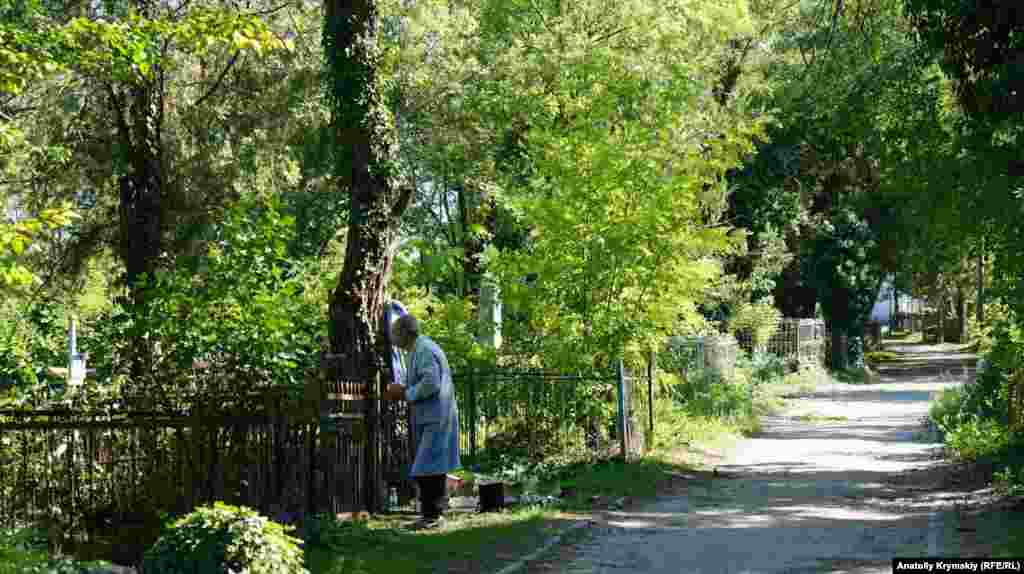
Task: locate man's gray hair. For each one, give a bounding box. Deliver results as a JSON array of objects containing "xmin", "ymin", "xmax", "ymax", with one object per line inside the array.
[{"xmin": 393, "ymin": 314, "xmax": 419, "ymax": 340}]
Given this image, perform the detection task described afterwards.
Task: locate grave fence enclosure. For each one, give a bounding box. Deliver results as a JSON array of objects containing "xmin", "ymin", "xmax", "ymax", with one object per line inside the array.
[
  {"xmin": 733, "ymin": 318, "xmax": 829, "ymax": 369},
  {"xmin": 452, "ymin": 363, "xmax": 651, "ymax": 468},
  {"xmin": 0, "ymin": 373, "xmax": 396, "ymax": 566}
]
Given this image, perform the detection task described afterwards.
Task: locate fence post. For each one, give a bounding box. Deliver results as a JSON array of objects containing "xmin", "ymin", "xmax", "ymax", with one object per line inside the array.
[
  {"xmin": 647, "ymin": 350, "xmax": 655, "ymax": 451},
  {"xmin": 616, "ymin": 359, "xmax": 628, "ymax": 462}
]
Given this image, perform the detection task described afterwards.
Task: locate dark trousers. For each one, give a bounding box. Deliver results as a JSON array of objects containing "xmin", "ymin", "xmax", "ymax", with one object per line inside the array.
[{"xmin": 415, "ymin": 475, "xmax": 446, "ymax": 519}]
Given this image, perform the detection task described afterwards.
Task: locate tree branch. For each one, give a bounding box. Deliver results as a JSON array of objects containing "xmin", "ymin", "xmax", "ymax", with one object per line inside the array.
[
  {"xmin": 825, "ymin": 0, "xmax": 845, "ymax": 53},
  {"xmin": 247, "ymin": 2, "xmax": 292, "ymax": 16},
  {"xmin": 192, "ymin": 50, "xmax": 241, "ymax": 108},
  {"xmin": 592, "ymin": 26, "xmax": 630, "ymax": 46}
]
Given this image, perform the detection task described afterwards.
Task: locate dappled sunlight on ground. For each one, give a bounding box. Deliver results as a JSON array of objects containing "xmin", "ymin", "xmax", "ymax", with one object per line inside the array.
[{"xmin": 525, "ymin": 342, "xmax": 1022, "ymax": 574}]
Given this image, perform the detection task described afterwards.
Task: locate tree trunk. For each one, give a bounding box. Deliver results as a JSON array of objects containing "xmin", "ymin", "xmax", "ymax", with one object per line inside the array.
[
  {"xmin": 110, "ymin": 3, "xmax": 166, "ymax": 387},
  {"xmin": 977, "ymin": 246, "xmax": 984, "ymax": 324},
  {"xmin": 324, "ymin": 0, "xmax": 413, "ymax": 515},
  {"xmin": 773, "ymin": 259, "xmax": 817, "ymax": 318},
  {"xmin": 892, "ymin": 286, "xmax": 899, "ymax": 329},
  {"xmin": 956, "ymin": 286, "xmax": 966, "ymax": 343},
  {"xmin": 937, "ymin": 293, "xmax": 946, "ymax": 344}
]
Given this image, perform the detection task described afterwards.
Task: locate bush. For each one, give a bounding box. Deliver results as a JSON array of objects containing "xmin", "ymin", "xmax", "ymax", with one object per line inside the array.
[
  {"xmin": 0, "ymin": 526, "xmax": 113, "ymax": 574},
  {"xmin": 728, "ymin": 301, "xmax": 782, "ymax": 350},
  {"xmin": 993, "ymin": 465, "xmax": 1024, "ymax": 497},
  {"xmin": 670, "ymin": 369, "xmax": 753, "ymax": 419},
  {"xmin": 864, "ymin": 351, "xmax": 897, "ymax": 364},
  {"xmin": 946, "ymin": 417, "xmax": 1011, "ymax": 461},
  {"xmin": 303, "ymin": 515, "xmax": 397, "ymax": 551},
  {"xmin": 929, "ymin": 387, "xmax": 966, "ymax": 434},
  {"xmin": 743, "ymin": 352, "xmax": 786, "ymax": 386},
  {"xmin": 143, "ymin": 502, "xmax": 308, "ymax": 574}
]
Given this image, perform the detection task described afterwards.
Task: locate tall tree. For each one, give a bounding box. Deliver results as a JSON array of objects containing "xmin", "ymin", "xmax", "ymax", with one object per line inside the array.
[{"xmin": 323, "ymin": 0, "xmax": 413, "ymax": 510}]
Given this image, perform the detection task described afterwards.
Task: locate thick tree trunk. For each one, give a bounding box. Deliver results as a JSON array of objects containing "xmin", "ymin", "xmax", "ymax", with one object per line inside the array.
[
  {"xmin": 110, "ymin": 9, "xmax": 165, "ymax": 388},
  {"xmin": 773, "ymin": 259, "xmax": 817, "ymax": 318},
  {"xmin": 324, "ymin": 0, "xmax": 412, "ymax": 514},
  {"xmin": 826, "ymin": 289, "xmax": 851, "ymax": 370},
  {"xmin": 118, "ymin": 85, "xmax": 164, "ymax": 302}
]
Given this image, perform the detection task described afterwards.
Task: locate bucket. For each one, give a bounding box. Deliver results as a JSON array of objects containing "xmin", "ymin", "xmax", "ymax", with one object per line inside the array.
[{"xmin": 479, "ymin": 482, "xmax": 505, "ymax": 512}]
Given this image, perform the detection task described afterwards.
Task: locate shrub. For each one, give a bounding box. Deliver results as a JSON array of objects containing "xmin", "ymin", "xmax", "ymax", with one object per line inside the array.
[
  {"xmin": 303, "ymin": 514, "xmax": 397, "ymax": 551},
  {"xmin": 0, "ymin": 526, "xmax": 113, "ymax": 574},
  {"xmin": 728, "ymin": 301, "xmax": 782, "ymax": 350},
  {"xmin": 946, "ymin": 416, "xmax": 1011, "ymax": 461},
  {"xmin": 993, "ymin": 465, "xmax": 1024, "ymax": 497},
  {"xmin": 744, "ymin": 352, "xmax": 786, "ymax": 386},
  {"xmin": 929, "ymin": 387, "xmax": 966, "ymax": 434},
  {"xmin": 864, "ymin": 351, "xmax": 897, "ymax": 364},
  {"xmin": 670, "ymin": 369, "xmax": 753, "ymax": 419},
  {"xmin": 143, "ymin": 502, "xmax": 307, "ymax": 574}
]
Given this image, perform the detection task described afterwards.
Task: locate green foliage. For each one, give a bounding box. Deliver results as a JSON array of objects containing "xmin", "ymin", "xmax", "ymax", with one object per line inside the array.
[
  {"xmin": 741, "ymin": 351, "xmax": 787, "ymax": 386},
  {"xmin": 478, "ymin": 0, "xmax": 762, "ymax": 369},
  {"xmin": 669, "ymin": 369, "xmax": 754, "ymax": 420},
  {"xmin": 728, "ymin": 300, "xmax": 782, "ymax": 349},
  {"xmin": 993, "ymin": 466, "xmax": 1024, "ymax": 498},
  {"xmin": 0, "ymin": 526, "xmax": 114, "ymax": 574},
  {"xmin": 929, "ymin": 386, "xmax": 966, "ymax": 435},
  {"xmin": 303, "ymin": 514, "xmax": 398, "ymax": 551},
  {"xmin": 945, "ymin": 417, "xmax": 1012, "ymax": 462},
  {"xmin": 803, "ymin": 203, "xmax": 885, "ymax": 365},
  {"xmin": 957, "ymin": 320, "xmax": 1023, "ymax": 424},
  {"xmin": 0, "ymin": 205, "xmax": 78, "ymax": 295},
  {"xmin": 85, "ymin": 195, "xmax": 326, "ymax": 398},
  {"xmin": 864, "ymin": 350, "xmax": 897, "ymax": 364},
  {"xmin": 143, "ymin": 502, "xmax": 307, "ymax": 574},
  {"xmin": 0, "ymin": 301, "xmax": 39, "ymax": 392},
  {"xmin": 904, "ymin": 0, "xmax": 1024, "ymax": 123}
]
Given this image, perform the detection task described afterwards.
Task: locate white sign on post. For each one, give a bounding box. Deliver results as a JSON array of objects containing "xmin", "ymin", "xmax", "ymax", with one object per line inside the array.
[{"xmin": 69, "ymin": 353, "xmax": 86, "ymax": 386}]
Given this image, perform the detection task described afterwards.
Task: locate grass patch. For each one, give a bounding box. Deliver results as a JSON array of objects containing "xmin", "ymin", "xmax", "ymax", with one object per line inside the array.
[
  {"xmin": 303, "ymin": 507, "xmax": 575, "ymax": 574},
  {"xmin": 540, "ymin": 455, "xmax": 695, "ymax": 510},
  {"xmin": 864, "ymin": 351, "xmax": 898, "ymax": 364},
  {"xmin": 793, "ymin": 414, "xmax": 849, "ymax": 423},
  {"xmin": 884, "ymin": 331, "xmax": 924, "ymax": 345},
  {"xmin": 304, "ymin": 452, "xmax": 703, "ymax": 574},
  {"xmin": 832, "ymin": 366, "xmax": 878, "ymax": 385}
]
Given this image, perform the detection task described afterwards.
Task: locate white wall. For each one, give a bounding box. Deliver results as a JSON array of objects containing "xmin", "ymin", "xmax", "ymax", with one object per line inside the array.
[{"xmin": 870, "ymin": 278, "xmax": 926, "ymax": 323}]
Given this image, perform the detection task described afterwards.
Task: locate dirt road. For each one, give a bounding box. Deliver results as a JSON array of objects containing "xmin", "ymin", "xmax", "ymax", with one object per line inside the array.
[{"xmin": 537, "ymin": 343, "xmax": 1023, "ymax": 574}]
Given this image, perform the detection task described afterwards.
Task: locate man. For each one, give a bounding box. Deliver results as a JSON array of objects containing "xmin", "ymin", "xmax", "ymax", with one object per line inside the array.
[{"xmin": 384, "ymin": 314, "xmax": 460, "ymax": 529}]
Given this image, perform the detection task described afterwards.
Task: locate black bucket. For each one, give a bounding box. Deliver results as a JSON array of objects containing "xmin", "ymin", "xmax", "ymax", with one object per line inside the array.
[{"xmin": 479, "ymin": 482, "xmax": 505, "ymax": 512}]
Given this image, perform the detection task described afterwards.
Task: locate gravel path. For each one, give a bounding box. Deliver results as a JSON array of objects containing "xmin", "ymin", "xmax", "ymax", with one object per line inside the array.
[{"xmin": 532, "ymin": 342, "xmax": 1023, "ymax": 574}]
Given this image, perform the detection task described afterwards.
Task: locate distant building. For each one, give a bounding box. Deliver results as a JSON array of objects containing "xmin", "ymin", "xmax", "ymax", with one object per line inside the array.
[{"xmin": 870, "ymin": 278, "xmax": 926, "ymax": 324}]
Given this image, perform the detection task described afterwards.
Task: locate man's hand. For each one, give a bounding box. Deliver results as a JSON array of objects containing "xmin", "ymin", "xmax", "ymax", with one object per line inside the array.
[{"xmin": 384, "ymin": 383, "xmax": 406, "ymax": 401}]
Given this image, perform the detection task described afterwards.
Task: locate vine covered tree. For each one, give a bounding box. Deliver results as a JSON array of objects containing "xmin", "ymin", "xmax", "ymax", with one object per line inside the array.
[{"xmin": 322, "ymin": 0, "xmax": 414, "ymax": 510}]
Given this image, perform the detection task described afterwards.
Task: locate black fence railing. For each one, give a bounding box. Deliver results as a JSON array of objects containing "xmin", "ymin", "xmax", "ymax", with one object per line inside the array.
[
  {"xmin": 452, "ymin": 365, "xmax": 650, "ymax": 468},
  {"xmin": 0, "ymin": 377, "xmax": 382, "ymax": 568}
]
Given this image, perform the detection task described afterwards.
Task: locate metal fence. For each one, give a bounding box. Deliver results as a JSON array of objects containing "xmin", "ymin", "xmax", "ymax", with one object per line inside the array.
[
  {"xmin": 735, "ymin": 318, "xmax": 828, "ymax": 369},
  {"xmin": 452, "ymin": 364, "xmax": 650, "ymax": 467},
  {"xmin": 0, "ymin": 380, "xmax": 381, "ymax": 567}
]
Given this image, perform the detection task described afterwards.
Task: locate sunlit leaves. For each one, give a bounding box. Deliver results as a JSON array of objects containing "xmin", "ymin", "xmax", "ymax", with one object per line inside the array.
[
  {"xmin": 0, "ymin": 204, "xmax": 78, "ymax": 294},
  {"xmin": 0, "ymin": 4, "xmax": 289, "ymax": 93},
  {"xmin": 468, "ymin": 0, "xmax": 763, "ymax": 367}
]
